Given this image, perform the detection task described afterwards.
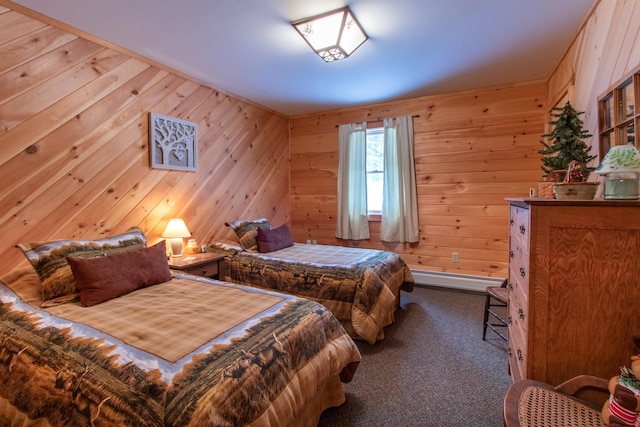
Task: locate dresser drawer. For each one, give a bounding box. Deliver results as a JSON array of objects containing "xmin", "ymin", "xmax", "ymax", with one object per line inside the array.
[
  {"xmin": 508, "ymin": 239, "xmax": 529, "ymax": 383},
  {"xmin": 181, "ymin": 262, "xmax": 219, "ymax": 278},
  {"xmin": 508, "ymin": 287, "xmax": 528, "ymax": 335},
  {"xmin": 508, "ymin": 322, "xmax": 527, "ymax": 382},
  {"xmin": 169, "ymin": 254, "xmax": 225, "ymax": 279},
  {"xmin": 509, "ymin": 236, "xmax": 530, "ymax": 289},
  {"xmin": 508, "ymin": 258, "xmax": 529, "ymax": 303},
  {"xmin": 509, "ymin": 205, "xmax": 530, "ymax": 252},
  {"xmin": 507, "ymin": 200, "xmax": 533, "ymax": 383}
]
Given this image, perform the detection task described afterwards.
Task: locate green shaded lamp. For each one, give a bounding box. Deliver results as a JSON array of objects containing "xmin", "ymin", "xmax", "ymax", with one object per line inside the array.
[{"xmin": 594, "ymin": 144, "xmax": 640, "ymax": 199}]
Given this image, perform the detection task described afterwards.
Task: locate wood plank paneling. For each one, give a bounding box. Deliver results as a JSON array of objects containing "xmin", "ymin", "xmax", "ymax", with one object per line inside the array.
[
  {"xmin": 548, "ymin": 0, "xmax": 640, "ymax": 150},
  {"xmin": 1, "ymin": 0, "xmax": 637, "ymax": 284},
  {"xmin": 0, "ymin": 7, "xmax": 289, "ymax": 270},
  {"xmin": 290, "ymin": 83, "xmax": 547, "ymax": 278},
  {"xmin": 291, "ymin": 0, "xmax": 640, "ymax": 280}
]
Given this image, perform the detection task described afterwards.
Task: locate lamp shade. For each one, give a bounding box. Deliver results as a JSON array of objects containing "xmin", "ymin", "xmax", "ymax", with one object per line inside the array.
[
  {"xmin": 594, "ymin": 144, "xmax": 640, "ymax": 175},
  {"xmin": 162, "ymin": 219, "xmax": 191, "ymax": 257},
  {"xmin": 594, "ymin": 144, "xmax": 640, "ymax": 199},
  {"xmin": 292, "ymin": 6, "xmax": 368, "ymax": 62},
  {"xmin": 162, "ymin": 219, "xmax": 191, "ymax": 238}
]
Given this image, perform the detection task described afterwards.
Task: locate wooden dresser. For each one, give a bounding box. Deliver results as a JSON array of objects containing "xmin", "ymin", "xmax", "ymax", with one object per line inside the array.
[{"xmin": 506, "ymin": 198, "xmax": 640, "ymax": 385}]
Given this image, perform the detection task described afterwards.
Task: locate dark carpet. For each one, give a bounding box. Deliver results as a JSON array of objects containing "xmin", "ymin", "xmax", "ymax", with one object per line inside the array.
[{"xmin": 318, "ymin": 285, "xmax": 511, "ymax": 427}]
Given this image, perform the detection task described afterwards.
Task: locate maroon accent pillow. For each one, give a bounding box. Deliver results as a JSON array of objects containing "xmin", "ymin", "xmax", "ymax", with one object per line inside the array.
[
  {"xmin": 257, "ymin": 223, "xmax": 294, "ymax": 253},
  {"xmin": 67, "ymin": 240, "xmax": 172, "ymax": 307}
]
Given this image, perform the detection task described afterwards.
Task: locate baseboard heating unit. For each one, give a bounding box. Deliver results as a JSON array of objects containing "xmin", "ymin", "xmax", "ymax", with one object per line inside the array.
[{"xmin": 411, "ymin": 270, "xmax": 505, "ymax": 293}]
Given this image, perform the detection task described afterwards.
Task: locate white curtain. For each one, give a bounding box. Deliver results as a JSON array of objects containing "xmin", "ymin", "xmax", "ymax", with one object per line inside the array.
[
  {"xmin": 336, "ymin": 123, "xmax": 370, "ymax": 240},
  {"xmin": 381, "ymin": 116, "xmax": 419, "ymax": 242}
]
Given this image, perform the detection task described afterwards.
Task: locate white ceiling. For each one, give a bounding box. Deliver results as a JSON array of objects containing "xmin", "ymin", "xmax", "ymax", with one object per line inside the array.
[{"xmin": 12, "ymin": 0, "xmax": 595, "ymax": 116}]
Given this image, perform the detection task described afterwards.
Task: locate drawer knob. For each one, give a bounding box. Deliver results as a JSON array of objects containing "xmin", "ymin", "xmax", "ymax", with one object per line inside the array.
[
  {"xmin": 510, "ymin": 219, "xmax": 514, "ymax": 226},
  {"xmin": 520, "ymin": 267, "xmax": 526, "ymax": 278},
  {"xmin": 519, "ymin": 224, "xmax": 526, "ymax": 235},
  {"xmin": 518, "ymin": 308, "xmax": 525, "ymax": 320},
  {"xmin": 202, "ymin": 269, "xmax": 207, "ymax": 276},
  {"xmin": 508, "ymin": 347, "xmax": 512, "ymax": 357},
  {"xmin": 509, "ymin": 250, "xmax": 514, "ymax": 259},
  {"xmin": 508, "ymin": 315, "xmax": 512, "ymax": 325},
  {"xmin": 508, "ymin": 282, "xmax": 513, "ymax": 290}
]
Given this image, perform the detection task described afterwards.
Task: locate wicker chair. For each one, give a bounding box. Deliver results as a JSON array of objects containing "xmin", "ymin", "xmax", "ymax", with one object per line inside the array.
[{"xmin": 503, "ymin": 375, "xmax": 610, "ymax": 427}]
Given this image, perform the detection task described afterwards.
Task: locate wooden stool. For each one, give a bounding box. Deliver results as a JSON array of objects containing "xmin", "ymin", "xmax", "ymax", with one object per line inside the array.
[{"xmin": 482, "ymin": 279, "xmax": 508, "ymax": 341}]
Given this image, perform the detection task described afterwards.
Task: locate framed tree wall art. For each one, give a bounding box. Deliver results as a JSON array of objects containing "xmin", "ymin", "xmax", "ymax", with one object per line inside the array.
[{"xmin": 149, "ymin": 112, "xmax": 198, "ymax": 171}]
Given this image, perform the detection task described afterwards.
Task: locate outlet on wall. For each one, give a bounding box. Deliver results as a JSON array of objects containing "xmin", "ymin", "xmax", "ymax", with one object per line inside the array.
[{"xmin": 452, "ymin": 252, "xmax": 460, "ymax": 263}]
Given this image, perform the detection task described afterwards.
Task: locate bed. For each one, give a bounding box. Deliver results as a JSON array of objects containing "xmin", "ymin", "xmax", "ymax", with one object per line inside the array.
[
  {"xmin": 211, "ymin": 219, "xmax": 415, "ymax": 344},
  {"xmin": 0, "ymin": 228, "xmax": 361, "ymax": 427}
]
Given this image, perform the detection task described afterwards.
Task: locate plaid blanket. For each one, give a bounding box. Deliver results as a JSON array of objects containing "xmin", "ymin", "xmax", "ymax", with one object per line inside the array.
[
  {"xmin": 0, "ymin": 268, "xmax": 360, "ymax": 426},
  {"xmin": 217, "ymin": 243, "xmax": 414, "ymax": 344}
]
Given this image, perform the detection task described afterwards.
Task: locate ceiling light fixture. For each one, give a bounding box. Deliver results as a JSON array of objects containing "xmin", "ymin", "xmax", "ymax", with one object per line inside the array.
[{"xmin": 291, "ymin": 6, "xmax": 368, "ymax": 63}]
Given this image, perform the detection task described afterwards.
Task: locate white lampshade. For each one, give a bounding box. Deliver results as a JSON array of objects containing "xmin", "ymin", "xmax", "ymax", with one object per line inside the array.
[
  {"xmin": 594, "ymin": 144, "xmax": 640, "ymax": 199},
  {"xmin": 292, "ymin": 6, "xmax": 368, "ymax": 63},
  {"xmin": 162, "ymin": 218, "xmax": 191, "ymax": 257}
]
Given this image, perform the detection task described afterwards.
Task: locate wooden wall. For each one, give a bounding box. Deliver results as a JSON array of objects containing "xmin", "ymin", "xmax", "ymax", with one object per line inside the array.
[
  {"xmin": 0, "ymin": 5, "xmax": 290, "ymax": 270},
  {"xmin": 548, "ymin": 0, "xmax": 640, "ymax": 141},
  {"xmin": 290, "ymin": 0, "xmax": 640, "ymax": 280},
  {"xmin": 289, "ymin": 82, "xmax": 548, "ymax": 278},
  {"xmin": 1, "ymin": 0, "xmax": 636, "ymax": 281}
]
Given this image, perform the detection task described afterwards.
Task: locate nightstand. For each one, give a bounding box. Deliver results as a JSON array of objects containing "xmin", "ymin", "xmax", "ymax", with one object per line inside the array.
[{"xmin": 168, "ymin": 253, "xmax": 226, "ymax": 280}]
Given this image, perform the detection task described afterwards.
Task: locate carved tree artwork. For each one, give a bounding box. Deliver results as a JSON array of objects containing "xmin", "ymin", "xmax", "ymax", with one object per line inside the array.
[{"xmin": 149, "ymin": 113, "xmax": 198, "ymax": 171}]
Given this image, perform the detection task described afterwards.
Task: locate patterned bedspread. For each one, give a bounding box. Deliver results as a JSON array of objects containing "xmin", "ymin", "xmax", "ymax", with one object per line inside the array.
[
  {"xmin": 217, "ymin": 243, "xmax": 414, "ymax": 344},
  {"xmin": 0, "ymin": 268, "xmax": 360, "ymax": 427}
]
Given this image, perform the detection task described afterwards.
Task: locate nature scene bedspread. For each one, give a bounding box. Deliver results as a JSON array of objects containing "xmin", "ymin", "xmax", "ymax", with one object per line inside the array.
[
  {"xmin": 0, "ymin": 270, "xmax": 360, "ymax": 426},
  {"xmin": 225, "ymin": 244, "xmax": 415, "ymax": 344}
]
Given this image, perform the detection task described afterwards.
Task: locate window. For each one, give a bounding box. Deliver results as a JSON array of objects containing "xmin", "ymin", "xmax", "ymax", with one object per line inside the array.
[
  {"xmin": 336, "ymin": 116, "xmax": 418, "ymax": 242},
  {"xmin": 366, "ymin": 127, "xmax": 384, "ymax": 214},
  {"xmin": 598, "ymin": 72, "xmax": 640, "ymax": 156}
]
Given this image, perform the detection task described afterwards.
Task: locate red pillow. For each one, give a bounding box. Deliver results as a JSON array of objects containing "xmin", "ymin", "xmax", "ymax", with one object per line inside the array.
[
  {"xmin": 67, "ymin": 240, "xmax": 172, "ymax": 306},
  {"xmin": 257, "ymin": 223, "xmax": 294, "ymax": 253}
]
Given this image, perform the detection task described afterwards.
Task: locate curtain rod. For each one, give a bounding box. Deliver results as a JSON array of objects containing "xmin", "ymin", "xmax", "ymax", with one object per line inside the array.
[{"xmin": 334, "ymin": 114, "xmax": 420, "ymax": 128}]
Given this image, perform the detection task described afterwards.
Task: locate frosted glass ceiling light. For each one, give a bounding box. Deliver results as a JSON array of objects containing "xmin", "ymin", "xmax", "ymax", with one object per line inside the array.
[{"xmin": 292, "ymin": 6, "xmax": 368, "ymax": 62}]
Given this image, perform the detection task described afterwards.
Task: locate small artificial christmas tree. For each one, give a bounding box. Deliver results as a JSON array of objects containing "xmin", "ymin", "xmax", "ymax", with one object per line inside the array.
[{"xmin": 538, "ymin": 101, "xmax": 597, "ymax": 181}]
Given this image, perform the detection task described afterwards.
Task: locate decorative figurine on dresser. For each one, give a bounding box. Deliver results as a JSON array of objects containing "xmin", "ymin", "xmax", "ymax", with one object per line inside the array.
[{"xmin": 506, "ymin": 198, "xmax": 640, "ymax": 387}]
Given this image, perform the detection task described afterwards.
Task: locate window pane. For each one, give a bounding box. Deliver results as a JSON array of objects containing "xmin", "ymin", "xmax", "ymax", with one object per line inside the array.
[
  {"xmin": 624, "ymin": 121, "xmax": 635, "ymax": 145},
  {"xmin": 601, "ymin": 96, "xmax": 612, "ymax": 129},
  {"xmin": 366, "ymin": 128, "xmax": 384, "ymax": 213},
  {"xmin": 601, "ymin": 131, "xmax": 611, "ymax": 155},
  {"xmin": 622, "ymin": 82, "xmax": 635, "ymax": 119},
  {"xmin": 366, "ymin": 130, "xmax": 384, "ymax": 172},
  {"xmin": 367, "ymin": 171, "xmax": 383, "ymax": 212}
]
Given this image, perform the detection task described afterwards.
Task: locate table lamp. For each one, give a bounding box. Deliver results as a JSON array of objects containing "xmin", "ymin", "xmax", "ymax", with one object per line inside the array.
[
  {"xmin": 162, "ymin": 218, "xmax": 191, "ymax": 257},
  {"xmin": 594, "ymin": 144, "xmax": 640, "ymax": 199}
]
